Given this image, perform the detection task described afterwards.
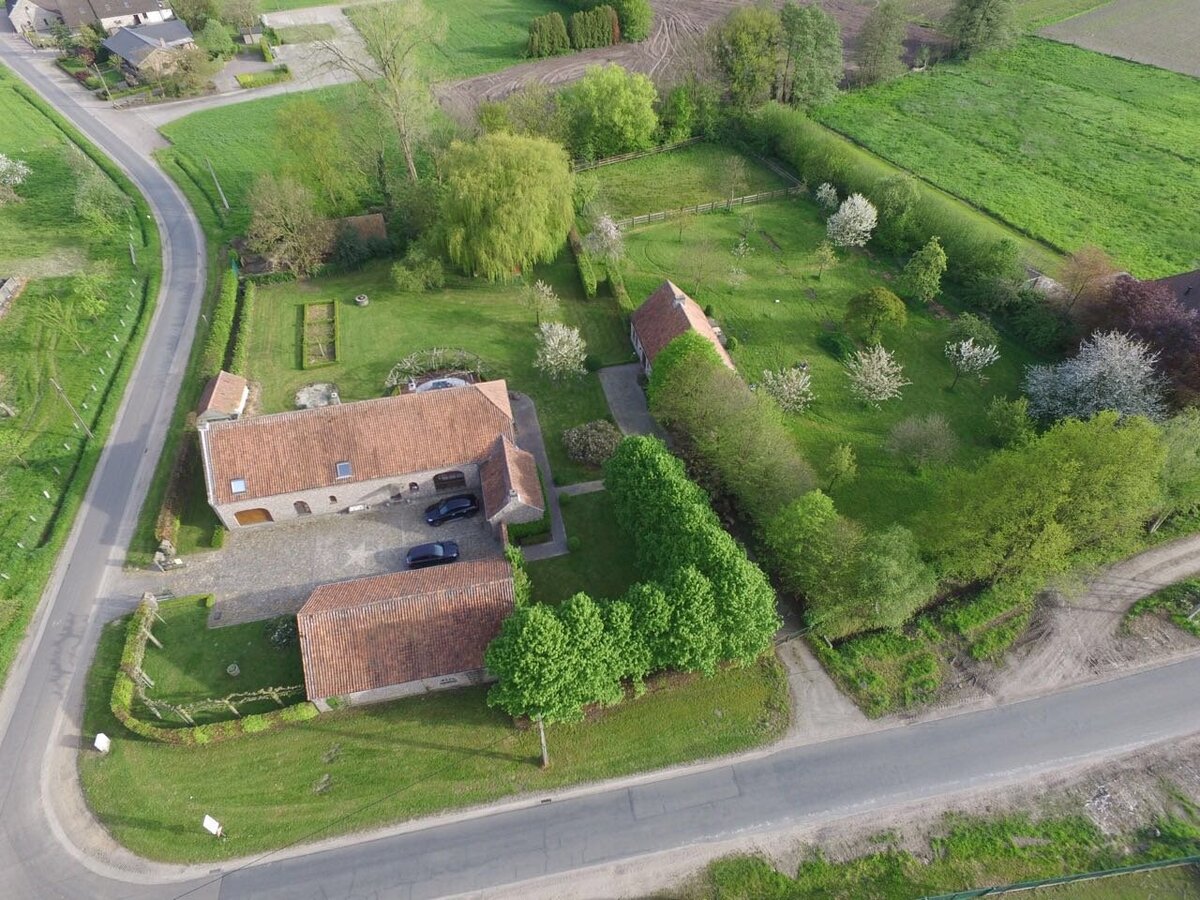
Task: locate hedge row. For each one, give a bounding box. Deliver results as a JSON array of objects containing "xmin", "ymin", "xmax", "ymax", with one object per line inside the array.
[
  {"xmin": 606, "ymin": 260, "xmax": 634, "ymax": 313},
  {"xmin": 200, "ymin": 268, "xmax": 238, "ymax": 379},
  {"xmin": 236, "ymin": 65, "xmax": 291, "ymax": 90},
  {"xmin": 228, "ymin": 280, "xmax": 255, "ymax": 376},
  {"xmin": 260, "ymin": 38, "xmax": 273, "ymax": 62},
  {"xmin": 568, "ymin": 227, "xmax": 599, "ymax": 298},
  {"xmin": 569, "ymin": 5, "xmax": 618, "ymax": 50},
  {"xmin": 527, "ymin": 11, "xmax": 569, "ymax": 58},
  {"xmin": 109, "ymin": 599, "xmax": 319, "ymax": 745}
]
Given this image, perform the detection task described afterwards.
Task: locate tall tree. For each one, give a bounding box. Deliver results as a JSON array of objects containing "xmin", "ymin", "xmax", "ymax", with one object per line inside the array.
[
  {"xmin": 246, "ymin": 174, "xmax": 332, "ymax": 277},
  {"xmin": 561, "ymin": 64, "xmax": 658, "ymax": 160},
  {"xmin": 1153, "ymin": 408, "xmax": 1200, "ymax": 532},
  {"xmin": 856, "ymin": 0, "xmax": 907, "ymax": 85},
  {"xmin": 275, "ymin": 98, "xmax": 365, "ymax": 213},
  {"xmin": 844, "ymin": 286, "xmax": 907, "ymax": 344},
  {"xmin": 946, "ymin": 0, "xmax": 1015, "ymax": 58},
  {"xmin": 945, "ymin": 337, "xmax": 1000, "ymax": 389},
  {"xmin": 1023, "ymin": 331, "xmax": 1167, "ymax": 422},
  {"xmin": 778, "ymin": 1, "xmax": 842, "ymax": 108},
  {"xmin": 321, "ymin": 0, "xmax": 443, "ymax": 182},
  {"xmin": 712, "ymin": 5, "xmax": 781, "ymax": 107},
  {"xmin": 852, "ymin": 525, "xmax": 938, "ymax": 631},
  {"xmin": 845, "ymin": 344, "xmax": 910, "ymax": 407},
  {"xmin": 441, "ymin": 132, "xmax": 574, "ymax": 280},
  {"xmin": 871, "ymin": 173, "xmax": 920, "ymax": 250},
  {"xmin": 826, "ymin": 193, "xmax": 878, "ymax": 247},
  {"xmin": 1103, "ymin": 277, "xmax": 1200, "ymax": 398},
  {"xmin": 900, "ymin": 236, "xmax": 948, "ymax": 305},
  {"xmin": 1058, "ymin": 244, "xmax": 1118, "ymax": 315}
]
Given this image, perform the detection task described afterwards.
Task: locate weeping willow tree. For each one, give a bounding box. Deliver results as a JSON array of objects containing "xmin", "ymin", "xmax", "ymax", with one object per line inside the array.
[{"xmin": 441, "ymin": 133, "xmax": 574, "ymax": 282}]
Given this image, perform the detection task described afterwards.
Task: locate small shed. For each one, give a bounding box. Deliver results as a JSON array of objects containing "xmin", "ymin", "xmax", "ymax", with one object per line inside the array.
[
  {"xmin": 629, "ymin": 280, "xmax": 735, "ymax": 377},
  {"xmin": 196, "ymin": 370, "xmax": 249, "ymax": 424}
]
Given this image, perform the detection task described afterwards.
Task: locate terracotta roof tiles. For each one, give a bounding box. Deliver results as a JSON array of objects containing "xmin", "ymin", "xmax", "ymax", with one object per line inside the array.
[
  {"xmin": 630, "ymin": 280, "xmax": 734, "ymax": 370},
  {"xmin": 480, "ymin": 435, "xmax": 544, "ymax": 519}
]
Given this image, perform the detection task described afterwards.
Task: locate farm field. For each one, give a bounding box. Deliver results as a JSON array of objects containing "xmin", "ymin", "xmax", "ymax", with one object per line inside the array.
[
  {"xmin": 907, "ymin": 0, "xmax": 1113, "ymax": 28},
  {"xmin": 585, "ymin": 143, "xmax": 790, "ymax": 220},
  {"xmin": 80, "ymin": 612, "xmax": 788, "ymax": 862},
  {"xmin": 620, "ymin": 199, "xmax": 1037, "ymax": 532},
  {"xmin": 0, "ymin": 64, "xmax": 159, "ymax": 686},
  {"xmin": 816, "ymin": 38, "xmax": 1200, "ymax": 278},
  {"xmin": 1042, "ymin": 0, "xmax": 1200, "ymax": 78},
  {"xmin": 246, "ymin": 253, "xmax": 631, "ymax": 485}
]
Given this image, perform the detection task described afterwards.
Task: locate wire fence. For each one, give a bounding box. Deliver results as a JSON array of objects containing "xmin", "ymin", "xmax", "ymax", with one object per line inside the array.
[
  {"xmin": 921, "ymin": 855, "xmax": 1200, "ymax": 898},
  {"xmin": 614, "ymin": 186, "xmax": 806, "ymax": 229}
]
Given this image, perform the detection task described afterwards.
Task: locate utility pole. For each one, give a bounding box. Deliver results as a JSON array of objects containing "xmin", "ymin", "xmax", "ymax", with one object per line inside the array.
[
  {"xmin": 536, "ymin": 716, "xmax": 549, "ymax": 768},
  {"xmin": 48, "ymin": 378, "xmax": 93, "ymax": 439},
  {"xmin": 206, "ymin": 157, "xmax": 230, "ymax": 211}
]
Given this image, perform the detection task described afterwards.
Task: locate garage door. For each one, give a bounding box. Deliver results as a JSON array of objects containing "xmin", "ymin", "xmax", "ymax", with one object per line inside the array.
[{"xmin": 234, "ymin": 507, "xmax": 274, "ymax": 526}]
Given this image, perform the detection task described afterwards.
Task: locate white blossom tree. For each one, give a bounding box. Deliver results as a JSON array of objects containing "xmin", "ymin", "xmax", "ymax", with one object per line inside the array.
[
  {"xmin": 945, "ymin": 338, "xmax": 1000, "ymax": 389},
  {"xmin": 845, "ymin": 344, "xmax": 909, "ymax": 408},
  {"xmin": 0, "ymin": 154, "xmax": 31, "ymax": 204},
  {"xmin": 815, "ymin": 182, "xmax": 838, "ymax": 212},
  {"xmin": 583, "ymin": 214, "xmax": 624, "ymax": 262},
  {"xmin": 826, "ymin": 193, "xmax": 878, "ymax": 247},
  {"xmin": 534, "ymin": 321, "xmax": 587, "ymax": 380},
  {"xmin": 522, "ymin": 279, "xmax": 561, "ymax": 325},
  {"xmin": 1023, "ymin": 330, "xmax": 1166, "ymax": 422},
  {"xmin": 760, "ymin": 366, "xmax": 815, "ymax": 413}
]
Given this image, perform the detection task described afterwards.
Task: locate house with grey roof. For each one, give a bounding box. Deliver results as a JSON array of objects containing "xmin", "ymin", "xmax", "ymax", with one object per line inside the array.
[
  {"xmin": 7, "ymin": 0, "xmax": 173, "ymax": 35},
  {"xmin": 102, "ymin": 18, "xmax": 193, "ymax": 77}
]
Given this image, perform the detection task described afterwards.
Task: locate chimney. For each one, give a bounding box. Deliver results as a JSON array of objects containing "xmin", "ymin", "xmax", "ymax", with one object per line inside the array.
[{"xmin": 672, "ymin": 286, "xmax": 686, "ymax": 309}]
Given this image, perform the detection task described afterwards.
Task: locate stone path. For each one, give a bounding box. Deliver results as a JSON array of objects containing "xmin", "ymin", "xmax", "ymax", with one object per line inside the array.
[
  {"xmin": 598, "ymin": 363, "xmax": 666, "ymax": 438},
  {"xmin": 557, "ymin": 480, "xmax": 604, "ymax": 497}
]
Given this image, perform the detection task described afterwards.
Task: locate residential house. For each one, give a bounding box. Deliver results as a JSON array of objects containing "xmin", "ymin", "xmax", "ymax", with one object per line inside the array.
[
  {"xmin": 296, "ymin": 557, "xmax": 515, "ymax": 708},
  {"xmin": 629, "ymin": 279, "xmax": 734, "ymax": 377},
  {"xmin": 1149, "ymin": 269, "xmax": 1200, "ymax": 315},
  {"xmin": 8, "ymin": 0, "xmax": 174, "ymax": 35},
  {"xmin": 197, "ymin": 379, "xmax": 545, "ymax": 530},
  {"xmin": 102, "ymin": 19, "xmax": 194, "ymax": 78},
  {"xmin": 196, "ymin": 370, "xmax": 249, "ymax": 424},
  {"xmin": 6, "ymin": 0, "xmax": 61, "ymax": 34}
]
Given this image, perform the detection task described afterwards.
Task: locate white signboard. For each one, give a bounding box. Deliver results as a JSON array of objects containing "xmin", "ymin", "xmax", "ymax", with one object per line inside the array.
[
  {"xmin": 93, "ymin": 733, "xmax": 111, "ymax": 753},
  {"xmin": 202, "ymin": 815, "xmax": 223, "ymax": 837}
]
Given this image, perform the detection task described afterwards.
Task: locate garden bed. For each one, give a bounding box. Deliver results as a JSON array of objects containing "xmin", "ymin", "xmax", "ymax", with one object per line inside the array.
[{"xmin": 299, "ymin": 299, "xmax": 338, "ymax": 368}]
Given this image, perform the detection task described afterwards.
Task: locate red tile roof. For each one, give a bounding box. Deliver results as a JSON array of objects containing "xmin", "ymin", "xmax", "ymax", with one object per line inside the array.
[
  {"xmin": 480, "ymin": 435, "xmax": 544, "ymax": 519},
  {"xmin": 296, "ymin": 557, "xmax": 514, "ymax": 699},
  {"xmin": 630, "ymin": 280, "xmax": 734, "ymax": 369},
  {"xmin": 196, "ymin": 371, "xmax": 248, "ymax": 418},
  {"xmin": 199, "ymin": 381, "xmax": 514, "ymax": 505}
]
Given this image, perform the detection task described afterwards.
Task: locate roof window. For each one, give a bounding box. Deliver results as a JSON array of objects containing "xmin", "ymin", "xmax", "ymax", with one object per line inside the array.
[
  {"xmin": 230, "ymin": 477, "xmax": 247, "ymax": 494},
  {"xmin": 335, "ymin": 461, "xmax": 353, "ymax": 480}
]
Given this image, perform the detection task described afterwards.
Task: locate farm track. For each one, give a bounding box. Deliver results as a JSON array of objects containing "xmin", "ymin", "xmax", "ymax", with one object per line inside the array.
[{"xmin": 436, "ymin": 0, "xmax": 948, "ymax": 118}]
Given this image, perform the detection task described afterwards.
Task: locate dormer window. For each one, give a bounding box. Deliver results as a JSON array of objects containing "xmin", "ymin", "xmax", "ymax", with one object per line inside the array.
[
  {"xmin": 230, "ymin": 478, "xmax": 247, "ymax": 494},
  {"xmin": 335, "ymin": 461, "xmax": 353, "ymax": 480}
]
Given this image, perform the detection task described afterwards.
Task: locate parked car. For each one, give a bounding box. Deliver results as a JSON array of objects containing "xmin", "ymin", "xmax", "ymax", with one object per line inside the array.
[
  {"xmin": 405, "ymin": 541, "xmax": 460, "ymax": 569},
  {"xmin": 424, "ymin": 494, "xmax": 480, "ymax": 526}
]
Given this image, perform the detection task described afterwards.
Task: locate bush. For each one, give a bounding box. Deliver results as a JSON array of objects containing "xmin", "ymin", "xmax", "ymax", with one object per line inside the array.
[
  {"xmin": 725, "ymin": 334, "xmax": 739, "ymax": 351},
  {"xmin": 562, "ymin": 420, "xmax": 623, "ymax": 467},
  {"xmin": 610, "ymin": 0, "xmax": 652, "ymax": 41},
  {"xmin": 567, "ymin": 535, "xmax": 582, "ymax": 552},
  {"xmin": 390, "ymin": 247, "xmax": 445, "ymax": 292},
  {"xmin": 569, "ymin": 5, "xmax": 618, "ymax": 50},
  {"xmin": 201, "ymin": 269, "xmax": 239, "ymax": 378},
  {"xmin": 606, "ymin": 260, "xmax": 632, "ymax": 312},
  {"xmin": 527, "ymin": 11, "xmax": 569, "ymax": 57},
  {"xmin": 236, "ymin": 65, "xmax": 290, "ymax": 89},
  {"xmin": 260, "ymin": 37, "xmax": 273, "ymax": 62},
  {"xmin": 817, "ymin": 329, "xmax": 856, "ymax": 361},
  {"xmin": 568, "ymin": 227, "xmax": 598, "ymax": 298},
  {"xmin": 584, "ymin": 353, "xmax": 603, "ymax": 372},
  {"xmin": 228, "ymin": 280, "xmax": 255, "ymax": 376}
]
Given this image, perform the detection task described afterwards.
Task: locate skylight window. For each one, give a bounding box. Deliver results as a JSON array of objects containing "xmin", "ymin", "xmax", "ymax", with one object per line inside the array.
[
  {"xmin": 335, "ymin": 461, "xmax": 353, "ymax": 480},
  {"xmin": 230, "ymin": 478, "xmax": 247, "ymax": 494}
]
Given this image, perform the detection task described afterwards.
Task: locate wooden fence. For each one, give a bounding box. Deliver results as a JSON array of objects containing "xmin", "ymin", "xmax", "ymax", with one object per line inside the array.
[
  {"xmin": 614, "ymin": 186, "xmax": 806, "ymax": 229},
  {"xmin": 572, "ymin": 137, "xmax": 703, "ymax": 172}
]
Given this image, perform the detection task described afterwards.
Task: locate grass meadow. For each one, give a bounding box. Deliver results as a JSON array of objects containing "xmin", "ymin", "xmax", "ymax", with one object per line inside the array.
[
  {"xmin": 0, "ymin": 64, "xmax": 159, "ymax": 686},
  {"xmin": 529, "ymin": 490, "xmax": 638, "ymax": 604},
  {"xmin": 907, "ymin": 0, "xmax": 1114, "ymax": 29},
  {"xmin": 80, "ymin": 612, "xmax": 788, "ymax": 862},
  {"xmin": 817, "ymin": 38, "xmax": 1200, "ymax": 278}
]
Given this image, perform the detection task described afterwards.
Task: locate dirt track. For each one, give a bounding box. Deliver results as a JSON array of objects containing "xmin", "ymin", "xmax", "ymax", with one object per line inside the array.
[{"xmin": 435, "ymin": 0, "xmax": 948, "ymax": 121}]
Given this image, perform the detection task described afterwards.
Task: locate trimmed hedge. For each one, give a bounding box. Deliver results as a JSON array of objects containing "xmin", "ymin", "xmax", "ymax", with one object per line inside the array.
[
  {"xmin": 569, "ymin": 5, "xmax": 618, "ymax": 50},
  {"xmin": 568, "ymin": 226, "xmax": 598, "ymax": 298},
  {"xmin": 200, "ymin": 268, "xmax": 238, "ymax": 378},
  {"xmin": 606, "ymin": 260, "xmax": 633, "ymax": 313},
  {"xmin": 610, "ymin": 0, "xmax": 652, "ymax": 41},
  {"xmin": 237, "ymin": 65, "xmax": 291, "ymax": 89},
  {"xmin": 527, "ymin": 11, "xmax": 569, "ymax": 58},
  {"xmin": 260, "ymin": 38, "xmax": 273, "ymax": 62},
  {"xmin": 109, "ymin": 599, "xmax": 319, "ymax": 745},
  {"xmin": 228, "ymin": 280, "xmax": 255, "ymax": 376}
]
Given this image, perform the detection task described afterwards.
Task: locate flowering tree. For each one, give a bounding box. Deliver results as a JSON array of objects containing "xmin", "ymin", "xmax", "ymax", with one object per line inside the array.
[
  {"xmin": 534, "ymin": 321, "xmax": 587, "ymax": 379},
  {"xmin": 522, "ymin": 279, "xmax": 560, "ymax": 325},
  {"xmin": 814, "ymin": 240, "xmax": 837, "ymax": 280},
  {"xmin": 583, "ymin": 213, "xmax": 624, "ymax": 262},
  {"xmin": 815, "ymin": 182, "xmax": 838, "ymax": 212},
  {"xmin": 0, "ymin": 154, "xmax": 32, "ymax": 205},
  {"xmin": 826, "ymin": 193, "xmax": 877, "ymax": 247},
  {"xmin": 1023, "ymin": 330, "xmax": 1166, "ymax": 422},
  {"xmin": 845, "ymin": 344, "xmax": 909, "ymax": 407},
  {"xmin": 760, "ymin": 366, "xmax": 815, "ymax": 413},
  {"xmin": 945, "ymin": 337, "xmax": 1000, "ymax": 389}
]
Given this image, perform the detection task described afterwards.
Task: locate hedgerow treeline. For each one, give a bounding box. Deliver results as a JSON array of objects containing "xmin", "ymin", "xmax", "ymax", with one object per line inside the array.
[
  {"xmin": 527, "ymin": 0, "xmax": 652, "ymax": 58},
  {"xmin": 485, "ymin": 437, "xmax": 780, "ymax": 734}
]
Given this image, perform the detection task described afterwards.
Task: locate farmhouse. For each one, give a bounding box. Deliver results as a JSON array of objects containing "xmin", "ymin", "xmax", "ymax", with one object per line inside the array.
[
  {"xmin": 196, "ymin": 379, "xmax": 544, "ymax": 530},
  {"xmin": 195, "ymin": 370, "xmax": 248, "ymax": 424},
  {"xmin": 630, "ymin": 280, "xmax": 734, "ymax": 377},
  {"xmin": 297, "ymin": 557, "xmax": 514, "ymax": 707},
  {"xmin": 102, "ymin": 19, "xmax": 194, "ymax": 79},
  {"xmin": 7, "ymin": 0, "xmax": 174, "ymax": 35}
]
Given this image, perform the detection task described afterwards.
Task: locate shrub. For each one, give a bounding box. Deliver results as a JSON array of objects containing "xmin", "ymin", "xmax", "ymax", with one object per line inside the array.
[
  {"xmin": 725, "ymin": 334, "xmax": 739, "ymax": 351},
  {"xmin": 584, "ymin": 353, "xmax": 602, "ymax": 372},
  {"xmin": 390, "ymin": 247, "xmax": 445, "ymax": 292},
  {"xmin": 567, "ymin": 535, "xmax": 583, "ymax": 552},
  {"xmin": 886, "ymin": 414, "xmax": 959, "ymax": 470},
  {"xmin": 817, "ymin": 329, "xmax": 856, "ymax": 360},
  {"xmin": 606, "ymin": 260, "xmax": 633, "ymax": 312},
  {"xmin": 236, "ymin": 65, "xmax": 290, "ymax": 89},
  {"xmin": 201, "ymin": 268, "xmax": 238, "ymax": 378},
  {"xmin": 610, "ymin": 0, "xmax": 652, "ymax": 40},
  {"xmin": 527, "ymin": 11, "xmax": 569, "ymax": 57},
  {"xmin": 228, "ymin": 280, "xmax": 255, "ymax": 376},
  {"xmin": 569, "ymin": 5, "xmax": 618, "ymax": 50},
  {"xmin": 568, "ymin": 227, "xmax": 598, "ymax": 298},
  {"xmin": 562, "ymin": 420, "xmax": 623, "ymax": 467},
  {"xmin": 260, "ymin": 37, "xmax": 273, "ymax": 62}
]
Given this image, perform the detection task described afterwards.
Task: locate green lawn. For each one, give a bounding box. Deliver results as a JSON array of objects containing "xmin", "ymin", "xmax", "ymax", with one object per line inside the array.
[
  {"xmin": 529, "ymin": 490, "xmax": 637, "ymax": 604},
  {"xmin": 586, "ymin": 144, "xmax": 791, "ymax": 220},
  {"xmin": 816, "ymin": 38, "xmax": 1200, "ymax": 278},
  {"xmin": 0, "ymin": 64, "xmax": 160, "ymax": 687},
  {"xmin": 80, "ymin": 613, "xmax": 788, "ymax": 862},
  {"xmin": 907, "ymin": 0, "xmax": 1115, "ymax": 29},
  {"xmin": 246, "ymin": 254, "xmax": 631, "ymax": 484},
  {"xmin": 137, "ymin": 596, "xmax": 304, "ymax": 724},
  {"xmin": 621, "ymin": 199, "xmax": 1037, "ymax": 531}
]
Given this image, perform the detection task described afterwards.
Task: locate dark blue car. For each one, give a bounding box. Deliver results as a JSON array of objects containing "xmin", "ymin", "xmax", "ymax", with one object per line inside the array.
[
  {"xmin": 423, "ymin": 494, "xmax": 480, "ymax": 526},
  {"xmin": 405, "ymin": 541, "xmax": 460, "ymax": 569}
]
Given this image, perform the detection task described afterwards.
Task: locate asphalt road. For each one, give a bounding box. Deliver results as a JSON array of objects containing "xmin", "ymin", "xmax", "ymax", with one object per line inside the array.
[{"xmin": 2, "ymin": 22, "xmax": 1200, "ymax": 900}]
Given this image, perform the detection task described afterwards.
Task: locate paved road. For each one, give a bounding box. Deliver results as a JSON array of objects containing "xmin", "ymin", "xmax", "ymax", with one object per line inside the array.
[{"xmin": 3, "ymin": 20, "xmax": 1200, "ymax": 900}]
